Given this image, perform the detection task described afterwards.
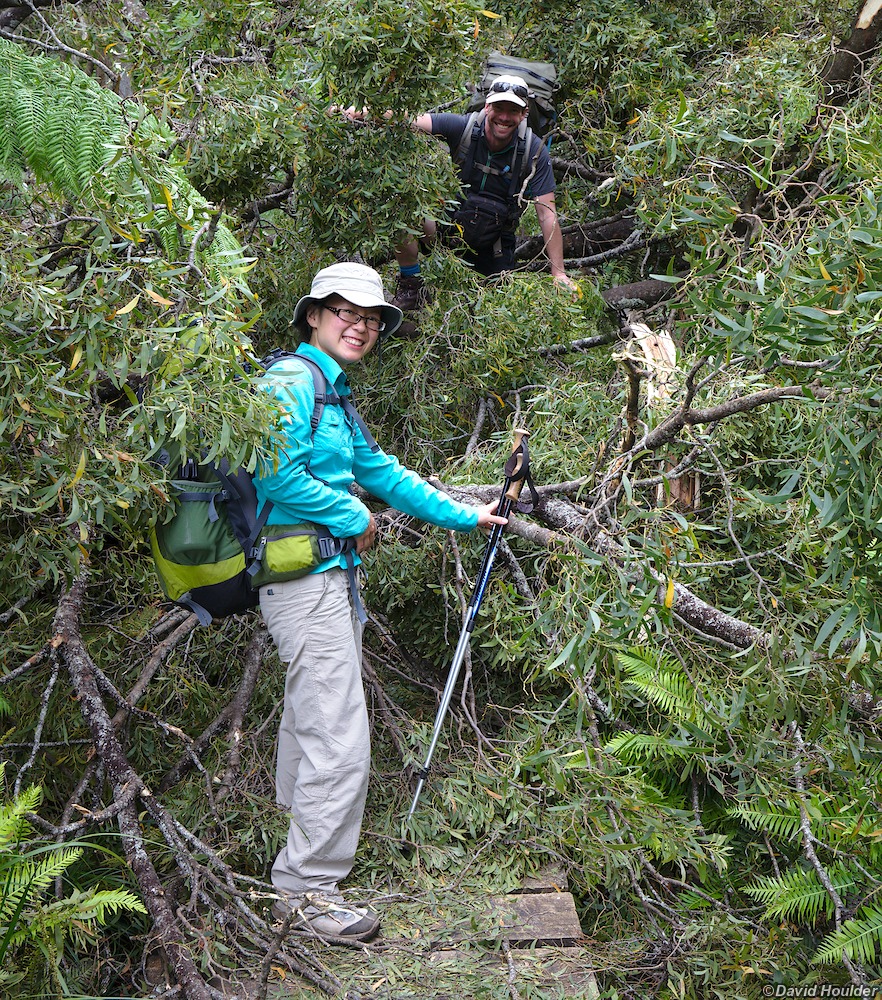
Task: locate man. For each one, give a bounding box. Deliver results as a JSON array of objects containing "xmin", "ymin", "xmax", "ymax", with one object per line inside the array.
[{"xmin": 347, "ymin": 75, "xmax": 576, "ymax": 311}]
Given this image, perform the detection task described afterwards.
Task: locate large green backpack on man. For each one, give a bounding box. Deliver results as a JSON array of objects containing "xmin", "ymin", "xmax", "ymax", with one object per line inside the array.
[{"xmin": 465, "ymin": 51, "xmax": 559, "ymax": 138}]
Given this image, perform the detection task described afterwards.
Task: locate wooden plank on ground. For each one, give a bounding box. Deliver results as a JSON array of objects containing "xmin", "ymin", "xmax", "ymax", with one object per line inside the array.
[
  {"xmin": 489, "ymin": 891, "xmax": 583, "ymax": 945},
  {"xmin": 432, "ymin": 890, "xmax": 583, "ymax": 946},
  {"xmin": 515, "ymin": 862, "xmax": 570, "ymax": 893}
]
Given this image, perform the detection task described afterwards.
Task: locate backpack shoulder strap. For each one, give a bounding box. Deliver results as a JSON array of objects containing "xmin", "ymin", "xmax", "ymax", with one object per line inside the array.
[
  {"xmin": 263, "ymin": 351, "xmax": 380, "ymax": 453},
  {"xmin": 508, "ymin": 119, "xmax": 532, "ymax": 197},
  {"xmin": 262, "ymin": 350, "xmax": 329, "ymax": 438},
  {"xmin": 454, "ymin": 110, "xmax": 485, "ymax": 184},
  {"xmin": 513, "ymin": 122, "xmax": 543, "ymax": 205}
]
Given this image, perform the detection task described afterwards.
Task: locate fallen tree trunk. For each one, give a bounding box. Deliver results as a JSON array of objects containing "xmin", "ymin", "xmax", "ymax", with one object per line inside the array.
[
  {"xmin": 821, "ymin": 0, "xmax": 882, "ymax": 102},
  {"xmin": 52, "ymin": 571, "xmax": 215, "ymax": 1000}
]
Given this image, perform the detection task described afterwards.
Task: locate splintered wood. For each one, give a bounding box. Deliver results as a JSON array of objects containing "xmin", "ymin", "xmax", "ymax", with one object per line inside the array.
[{"xmin": 629, "ymin": 315, "xmax": 699, "ymax": 508}]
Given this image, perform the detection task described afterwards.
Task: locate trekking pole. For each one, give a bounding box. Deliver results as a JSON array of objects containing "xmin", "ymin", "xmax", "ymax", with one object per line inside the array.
[{"xmin": 405, "ymin": 428, "xmax": 535, "ymax": 827}]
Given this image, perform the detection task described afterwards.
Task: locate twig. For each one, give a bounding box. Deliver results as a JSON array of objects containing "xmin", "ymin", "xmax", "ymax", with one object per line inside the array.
[
  {"xmin": 0, "ymin": 595, "xmax": 29, "ymax": 625},
  {"xmin": 2, "ymin": 645, "xmax": 49, "ymax": 685},
  {"xmin": 215, "ymin": 627, "xmax": 271, "ymax": 802},
  {"xmin": 14, "ymin": 658, "xmax": 60, "ymax": 795},
  {"xmin": 538, "ymin": 331, "xmax": 617, "ymax": 357},
  {"xmin": 0, "ymin": 18, "xmax": 119, "ymax": 82},
  {"xmin": 465, "ymin": 397, "xmax": 488, "ymax": 457}
]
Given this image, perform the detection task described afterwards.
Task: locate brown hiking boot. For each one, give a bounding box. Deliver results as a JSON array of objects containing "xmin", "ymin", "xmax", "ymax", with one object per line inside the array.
[
  {"xmin": 391, "ymin": 273, "xmax": 430, "ymax": 313},
  {"xmin": 394, "ymin": 318, "xmax": 421, "ymax": 339}
]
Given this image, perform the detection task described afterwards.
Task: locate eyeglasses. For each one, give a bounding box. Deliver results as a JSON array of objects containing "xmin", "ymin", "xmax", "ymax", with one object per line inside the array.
[
  {"xmin": 489, "ymin": 80, "xmax": 530, "ymax": 100},
  {"xmin": 322, "ymin": 304, "xmax": 385, "ymax": 333}
]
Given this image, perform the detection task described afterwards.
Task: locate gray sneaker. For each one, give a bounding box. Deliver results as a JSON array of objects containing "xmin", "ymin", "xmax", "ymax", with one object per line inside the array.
[{"xmin": 271, "ymin": 892, "xmax": 380, "ymax": 942}]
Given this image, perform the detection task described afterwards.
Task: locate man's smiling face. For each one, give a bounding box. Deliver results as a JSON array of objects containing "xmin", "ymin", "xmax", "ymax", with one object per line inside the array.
[{"xmin": 483, "ymin": 100, "xmax": 528, "ymax": 151}]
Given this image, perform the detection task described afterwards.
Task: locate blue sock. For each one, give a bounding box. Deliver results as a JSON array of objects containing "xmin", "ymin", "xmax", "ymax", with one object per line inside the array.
[{"xmin": 400, "ymin": 263, "xmax": 420, "ymax": 278}]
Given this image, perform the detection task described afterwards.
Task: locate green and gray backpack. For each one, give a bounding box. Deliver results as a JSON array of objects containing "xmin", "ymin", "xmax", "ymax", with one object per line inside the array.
[
  {"xmin": 150, "ymin": 351, "xmax": 376, "ymax": 625},
  {"xmin": 465, "ymin": 51, "xmax": 559, "ymax": 139}
]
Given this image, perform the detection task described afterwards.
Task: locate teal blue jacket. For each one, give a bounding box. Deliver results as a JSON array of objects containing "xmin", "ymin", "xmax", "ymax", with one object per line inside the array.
[{"xmin": 253, "ymin": 343, "xmax": 479, "ymax": 573}]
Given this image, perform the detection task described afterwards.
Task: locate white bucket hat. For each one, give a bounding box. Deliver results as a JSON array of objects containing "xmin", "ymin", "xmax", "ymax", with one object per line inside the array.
[{"xmin": 293, "ymin": 262, "xmax": 403, "ymax": 335}]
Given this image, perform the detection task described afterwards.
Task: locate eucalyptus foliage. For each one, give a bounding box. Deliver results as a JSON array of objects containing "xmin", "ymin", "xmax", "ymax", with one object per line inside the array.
[{"xmin": 2, "ymin": 0, "xmax": 882, "ymax": 997}]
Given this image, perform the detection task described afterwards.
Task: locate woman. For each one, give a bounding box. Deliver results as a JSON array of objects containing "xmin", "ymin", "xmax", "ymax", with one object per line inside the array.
[{"xmin": 254, "ymin": 262, "xmax": 505, "ymax": 941}]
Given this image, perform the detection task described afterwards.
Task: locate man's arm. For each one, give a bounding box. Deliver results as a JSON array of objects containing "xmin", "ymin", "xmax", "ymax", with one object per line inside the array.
[
  {"xmin": 409, "ymin": 113, "xmax": 433, "ymax": 133},
  {"xmin": 535, "ymin": 192, "xmax": 577, "ymax": 290},
  {"xmin": 341, "ymin": 106, "xmax": 434, "ymax": 134}
]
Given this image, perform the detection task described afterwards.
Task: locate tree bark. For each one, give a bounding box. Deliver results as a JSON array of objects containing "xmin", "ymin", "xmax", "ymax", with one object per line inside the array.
[
  {"xmin": 53, "ymin": 572, "xmax": 213, "ymax": 1000},
  {"xmin": 602, "ymin": 278, "xmax": 679, "ymax": 312},
  {"xmin": 821, "ymin": 0, "xmax": 882, "ymax": 102}
]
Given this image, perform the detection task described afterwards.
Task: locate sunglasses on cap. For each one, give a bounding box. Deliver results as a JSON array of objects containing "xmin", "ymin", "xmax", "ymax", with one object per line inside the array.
[{"xmin": 488, "ymin": 80, "xmax": 530, "ymax": 100}]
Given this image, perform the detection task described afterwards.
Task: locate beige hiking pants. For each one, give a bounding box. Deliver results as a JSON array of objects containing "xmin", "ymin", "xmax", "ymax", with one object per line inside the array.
[{"xmin": 260, "ymin": 569, "xmax": 369, "ymax": 897}]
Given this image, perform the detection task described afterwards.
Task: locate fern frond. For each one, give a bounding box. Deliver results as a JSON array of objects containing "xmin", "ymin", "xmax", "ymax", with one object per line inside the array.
[
  {"xmin": 814, "ymin": 904, "xmax": 882, "ymax": 965},
  {"xmin": 617, "ymin": 645, "xmax": 707, "ymax": 723},
  {"xmin": 727, "ymin": 802, "xmax": 802, "ymax": 840},
  {"xmin": 47, "ymin": 887, "xmax": 148, "ymax": 924},
  {"xmin": 604, "ymin": 731, "xmax": 702, "ymax": 764},
  {"xmin": 0, "ymin": 36, "xmax": 248, "ymax": 284},
  {"xmin": 745, "ymin": 865, "xmax": 859, "ymax": 923},
  {"xmin": 5, "ymin": 887, "xmax": 147, "ymax": 951},
  {"xmin": 0, "ymin": 847, "xmax": 84, "ymax": 921},
  {"xmin": 13, "ymin": 85, "xmax": 46, "ymax": 164},
  {"xmin": 0, "ymin": 782, "xmax": 41, "ymax": 848}
]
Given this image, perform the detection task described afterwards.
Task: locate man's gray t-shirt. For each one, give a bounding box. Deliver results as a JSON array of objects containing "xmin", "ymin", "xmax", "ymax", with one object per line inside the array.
[{"xmin": 429, "ymin": 112, "xmax": 556, "ymax": 203}]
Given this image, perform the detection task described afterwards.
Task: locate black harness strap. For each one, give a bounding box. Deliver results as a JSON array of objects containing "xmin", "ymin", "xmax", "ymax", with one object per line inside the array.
[{"xmin": 454, "ymin": 112, "xmax": 535, "ymax": 257}]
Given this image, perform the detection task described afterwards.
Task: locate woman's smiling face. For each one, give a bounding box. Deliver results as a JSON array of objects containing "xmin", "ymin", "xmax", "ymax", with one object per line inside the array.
[{"xmin": 307, "ymin": 295, "xmax": 381, "ymax": 366}]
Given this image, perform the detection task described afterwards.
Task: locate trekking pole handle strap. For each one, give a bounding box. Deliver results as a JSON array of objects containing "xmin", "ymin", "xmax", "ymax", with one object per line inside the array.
[{"xmin": 503, "ymin": 427, "xmax": 530, "ymax": 502}]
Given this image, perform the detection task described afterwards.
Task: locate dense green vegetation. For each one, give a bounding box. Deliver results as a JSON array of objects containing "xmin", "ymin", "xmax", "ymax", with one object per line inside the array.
[{"xmin": 1, "ymin": 0, "xmax": 881, "ymax": 997}]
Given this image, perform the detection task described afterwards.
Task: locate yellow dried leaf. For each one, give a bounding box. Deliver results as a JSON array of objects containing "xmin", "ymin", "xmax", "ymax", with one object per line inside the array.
[
  {"xmin": 108, "ymin": 220, "xmax": 142, "ymax": 243},
  {"xmin": 113, "ymin": 294, "xmax": 141, "ymax": 317},
  {"xmin": 480, "ymin": 9, "xmax": 501, "ymax": 15},
  {"xmin": 819, "ymin": 261, "xmax": 832, "ymax": 281},
  {"xmin": 145, "ymin": 288, "xmax": 174, "ymax": 306},
  {"xmin": 627, "ymin": 114, "xmax": 640, "ymax": 124},
  {"xmin": 71, "ymin": 449, "xmax": 87, "ymax": 488},
  {"xmin": 664, "ymin": 577, "xmax": 675, "ymax": 608},
  {"xmin": 474, "ymin": 15, "xmax": 480, "ymax": 37},
  {"xmin": 161, "ymin": 185, "xmax": 174, "ymax": 212},
  {"xmin": 70, "ymin": 344, "xmax": 83, "ymax": 370}
]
